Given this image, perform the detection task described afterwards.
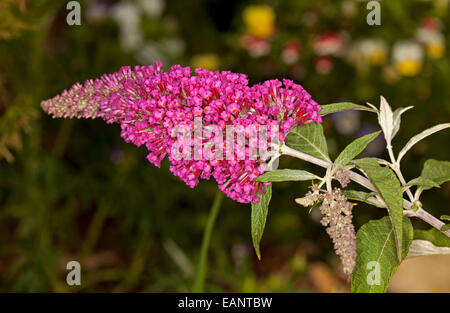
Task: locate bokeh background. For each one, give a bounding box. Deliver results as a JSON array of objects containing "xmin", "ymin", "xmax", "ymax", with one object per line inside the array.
[{"xmin": 1, "ymin": 0, "xmax": 450, "ymax": 292}]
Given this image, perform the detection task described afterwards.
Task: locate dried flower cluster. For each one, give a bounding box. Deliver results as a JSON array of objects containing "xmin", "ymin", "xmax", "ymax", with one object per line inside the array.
[
  {"xmin": 297, "ymin": 186, "xmax": 357, "ymax": 275},
  {"xmin": 334, "ymin": 168, "xmax": 351, "ymax": 187},
  {"xmin": 41, "ymin": 62, "xmax": 321, "ymax": 203}
]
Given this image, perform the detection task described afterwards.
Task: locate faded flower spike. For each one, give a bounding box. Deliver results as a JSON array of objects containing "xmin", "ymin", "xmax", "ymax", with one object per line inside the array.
[
  {"xmin": 41, "ymin": 62, "xmax": 322, "ymax": 203},
  {"xmin": 297, "ymin": 186, "xmax": 357, "ymax": 275},
  {"xmin": 320, "ymin": 188, "xmax": 357, "ymax": 275}
]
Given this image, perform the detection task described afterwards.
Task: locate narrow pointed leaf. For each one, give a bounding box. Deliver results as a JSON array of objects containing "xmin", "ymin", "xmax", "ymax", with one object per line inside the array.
[
  {"xmin": 378, "ymin": 96, "xmax": 394, "ymax": 145},
  {"xmin": 256, "ymin": 169, "xmax": 319, "ymax": 182},
  {"xmin": 319, "ymin": 102, "xmax": 377, "ymax": 116},
  {"xmin": 332, "ymin": 131, "xmax": 380, "ymax": 175},
  {"xmin": 251, "ymin": 184, "xmax": 272, "ymax": 260},
  {"xmin": 397, "ymin": 123, "xmax": 450, "ymax": 162}
]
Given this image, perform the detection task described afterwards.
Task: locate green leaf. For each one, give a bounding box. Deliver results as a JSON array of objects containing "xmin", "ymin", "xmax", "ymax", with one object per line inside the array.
[
  {"xmin": 251, "ymin": 184, "xmax": 272, "ymax": 260},
  {"xmin": 342, "ymin": 190, "xmax": 384, "ymax": 208},
  {"xmin": 420, "ymin": 159, "xmax": 450, "ymax": 187},
  {"xmin": 256, "ymin": 169, "xmax": 319, "ymax": 182},
  {"xmin": 319, "ymin": 102, "xmax": 377, "ymax": 116},
  {"xmin": 351, "ymin": 216, "xmax": 413, "ymax": 293},
  {"xmin": 352, "ymin": 158, "xmax": 404, "ymax": 260},
  {"xmin": 332, "ymin": 131, "xmax": 380, "ymax": 175},
  {"xmin": 404, "ymin": 177, "xmax": 440, "ymax": 189},
  {"xmin": 414, "ymin": 228, "xmax": 450, "ymax": 247},
  {"xmin": 286, "ymin": 122, "xmax": 330, "ymax": 162},
  {"xmin": 440, "ymin": 215, "xmax": 450, "ymax": 221},
  {"xmin": 397, "ymin": 123, "xmax": 450, "ymax": 163}
]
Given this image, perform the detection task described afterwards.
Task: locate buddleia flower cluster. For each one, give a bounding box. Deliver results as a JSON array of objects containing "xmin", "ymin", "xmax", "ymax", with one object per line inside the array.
[
  {"xmin": 41, "ymin": 62, "xmax": 321, "ymax": 203},
  {"xmin": 296, "ymin": 185, "xmax": 357, "ymax": 275}
]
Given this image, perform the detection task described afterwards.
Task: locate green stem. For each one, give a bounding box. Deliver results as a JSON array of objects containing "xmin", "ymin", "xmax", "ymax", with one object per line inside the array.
[{"xmin": 193, "ymin": 190, "xmax": 224, "ymax": 292}]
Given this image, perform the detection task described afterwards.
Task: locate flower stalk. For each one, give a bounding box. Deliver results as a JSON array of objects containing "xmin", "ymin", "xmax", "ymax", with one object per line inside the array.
[{"xmin": 193, "ymin": 191, "xmax": 224, "ymax": 292}]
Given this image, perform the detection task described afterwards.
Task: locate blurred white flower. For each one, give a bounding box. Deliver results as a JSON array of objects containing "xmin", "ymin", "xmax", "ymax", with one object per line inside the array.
[
  {"xmin": 416, "ymin": 17, "xmax": 445, "ymax": 59},
  {"xmin": 138, "ymin": 0, "xmax": 165, "ymax": 19},
  {"xmin": 111, "ymin": 1, "xmax": 142, "ymax": 51},
  {"xmin": 349, "ymin": 39, "xmax": 388, "ymax": 68},
  {"xmin": 241, "ymin": 35, "xmax": 271, "ymax": 58},
  {"xmin": 419, "ymin": 17, "xmax": 442, "ymax": 33},
  {"xmin": 314, "ymin": 32, "xmax": 347, "ymax": 57},
  {"xmin": 392, "ymin": 41, "xmax": 423, "ymax": 76},
  {"xmin": 281, "ymin": 41, "xmax": 301, "ymax": 65}
]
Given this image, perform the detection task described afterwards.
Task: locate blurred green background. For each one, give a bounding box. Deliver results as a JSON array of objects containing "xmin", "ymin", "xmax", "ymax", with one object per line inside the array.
[{"xmin": 1, "ymin": 0, "xmax": 449, "ymax": 292}]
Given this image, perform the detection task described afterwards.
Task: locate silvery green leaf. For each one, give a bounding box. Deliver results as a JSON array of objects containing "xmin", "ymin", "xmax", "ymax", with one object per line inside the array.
[
  {"xmin": 256, "ymin": 169, "xmax": 319, "ymax": 182},
  {"xmin": 262, "ymin": 153, "xmax": 280, "ymax": 171},
  {"xmin": 397, "ymin": 123, "xmax": 450, "ymax": 163},
  {"xmin": 366, "ymin": 102, "xmax": 378, "ymax": 112},
  {"xmin": 319, "ymin": 102, "xmax": 377, "ymax": 116},
  {"xmin": 378, "ymin": 96, "xmax": 394, "ymax": 145},
  {"xmin": 332, "ymin": 131, "xmax": 380, "ymax": 175},
  {"xmin": 268, "ymin": 156, "xmax": 279, "ymax": 171},
  {"xmin": 392, "ymin": 106, "xmax": 413, "ymax": 140},
  {"xmin": 406, "ymin": 240, "xmax": 450, "ymax": 258}
]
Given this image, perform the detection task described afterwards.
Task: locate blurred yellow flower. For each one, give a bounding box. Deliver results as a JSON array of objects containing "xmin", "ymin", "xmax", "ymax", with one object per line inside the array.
[
  {"xmin": 348, "ymin": 39, "xmax": 387, "ymax": 72},
  {"xmin": 369, "ymin": 50, "xmax": 387, "ymax": 65},
  {"xmin": 243, "ymin": 5, "xmax": 275, "ymax": 39},
  {"xmin": 427, "ymin": 42, "xmax": 445, "ymax": 59},
  {"xmin": 191, "ymin": 53, "xmax": 219, "ymax": 70},
  {"xmin": 424, "ymin": 32, "xmax": 445, "ymax": 59},
  {"xmin": 415, "ymin": 20, "xmax": 445, "ymax": 59},
  {"xmin": 395, "ymin": 60, "xmax": 422, "ymax": 77},
  {"xmin": 392, "ymin": 41, "xmax": 423, "ymax": 77}
]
